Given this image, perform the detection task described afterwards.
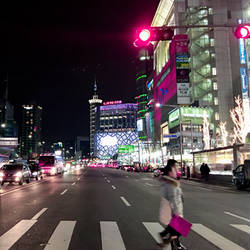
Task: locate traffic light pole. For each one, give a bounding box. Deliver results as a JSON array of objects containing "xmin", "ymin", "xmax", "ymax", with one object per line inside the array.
[{"xmin": 150, "ymin": 23, "xmax": 249, "ymax": 30}]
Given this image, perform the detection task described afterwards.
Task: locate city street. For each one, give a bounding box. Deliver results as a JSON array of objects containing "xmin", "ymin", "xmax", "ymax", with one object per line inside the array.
[{"xmin": 0, "ymin": 167, "xmax": 250, "ymax": 250}]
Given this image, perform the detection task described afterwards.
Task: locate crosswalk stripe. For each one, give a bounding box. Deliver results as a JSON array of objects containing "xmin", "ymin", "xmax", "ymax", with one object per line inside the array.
[
  {"xmin": 0, "ymin": 219, "xmax": 37, "ymax": 250},
  {"xmin": 44, "ymin": 221, "xmax": 76, "ymax": 250},
  {"xmin": 192, "ymin": 223, "xmax": 245, "ymax": 250},
  {"xmin": 100, "ymin": 221, "xmax": 126, "ymax": 250},
  {"xmin": 225, "ymin": 211, "xmax": 250, "ymax": 223},
  {"xmin": 231, "ymin": 224, "xmax": 250, "ymax": 234},
  {"xmin": 143, "ymin": 222, "xmax": 171, "ymax": 250}
]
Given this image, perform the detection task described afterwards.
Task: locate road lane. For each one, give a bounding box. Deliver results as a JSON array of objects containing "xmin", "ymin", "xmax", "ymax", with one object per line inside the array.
[{"xmin": 0, "ymin": 167, "xmax": 250, "ymax": 250}]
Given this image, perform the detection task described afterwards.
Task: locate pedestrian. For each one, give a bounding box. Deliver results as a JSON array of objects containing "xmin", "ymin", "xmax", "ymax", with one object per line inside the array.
[
  {"xmin": 203, "ymin": 163, "xmax": 210, "ymax": 181},
  {"xmin": 186, "ymin": 165, "xmax": 190, "ymax": 180},
  {"xmin": 200, "ymin": 163, "xmax": 205, "ymax": 179},
  {"xmin": 158, "ymin": 159, "xmax": 186, "ymax": 249}
]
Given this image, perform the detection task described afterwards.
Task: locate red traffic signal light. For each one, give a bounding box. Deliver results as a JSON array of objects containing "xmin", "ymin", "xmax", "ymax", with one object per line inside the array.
[
  {"xmin": 134, "ymin": 27, "xmax": 174, "ymax": 47},
  {"xmin": 235, "ymin": 25, "xmax": 250, "ymax": 39}
]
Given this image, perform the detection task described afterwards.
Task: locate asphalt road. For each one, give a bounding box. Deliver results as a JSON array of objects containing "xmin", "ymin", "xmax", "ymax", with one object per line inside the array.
[{"xmin": 0, "ymin": 167, "xmax": 250, "ymax": 250}]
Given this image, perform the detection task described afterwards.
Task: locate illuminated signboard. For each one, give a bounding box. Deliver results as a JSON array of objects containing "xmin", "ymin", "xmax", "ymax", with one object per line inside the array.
[
  {"xmin": 103, "ymin": 100, "xmax": 122, "ymax": 106},
  {"xmin": 239, "ymin": 39, "xmax": 247, "ymax": 64},
  {"xmin": 137, "ymin": 119, "xmax": 143, "ymax": 132},
  {"xmin": 94, "ymin": 131, "xmax": 138, "ymax": 159},
  {"xmin": 240, "ymin": 67, "xmax": 249, "ymax": 99},
  {"xmin": 118, "ymin": 145, "xmax": 135, "ymax": 154},
  {"xmin": 168, "ymin": 107, "xmax": 211, "ymax": 129}
]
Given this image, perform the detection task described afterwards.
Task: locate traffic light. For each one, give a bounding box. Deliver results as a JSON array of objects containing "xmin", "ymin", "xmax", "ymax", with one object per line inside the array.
[
  {"xmin": 134, "ymin": 27, "xmax": 174, "ymax": 47},
  {"xmin": 234, "ymin": 25, "xmax": 250, "ymax": 39}
]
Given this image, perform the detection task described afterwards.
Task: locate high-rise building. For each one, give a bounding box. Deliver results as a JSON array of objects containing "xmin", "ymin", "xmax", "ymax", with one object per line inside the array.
[
  {"xmin": 88, "ymin": 81, "xmax": 102, "ymax": 155},
  {"xmin": 20, "ymin": 104, "xmax": 42, "ymax": 158},
  {"xmin": 94, "ymin": 102, "xmax": 138, "ymax": 159},
  {"xmin": 152, "ymin": 0, "xmax": 245, "ymax": 136}
]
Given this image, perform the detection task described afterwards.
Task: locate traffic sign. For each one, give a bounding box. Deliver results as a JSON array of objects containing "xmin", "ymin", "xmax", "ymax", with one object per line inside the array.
[{"xmin": 163, "ymin": 134, "xmax": 179, "ymax": 138}]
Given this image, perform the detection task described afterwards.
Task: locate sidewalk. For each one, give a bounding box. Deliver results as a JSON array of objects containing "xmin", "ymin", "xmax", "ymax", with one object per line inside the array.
[{"xmin": 181, "ymin": 175, "xmax": 234, "ymax": 188}]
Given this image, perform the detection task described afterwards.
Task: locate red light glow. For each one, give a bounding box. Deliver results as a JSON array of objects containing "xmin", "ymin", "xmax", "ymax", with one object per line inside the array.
[
  {"xmin": 139, "ymin": 29, "xmax": 151, "ymax": 42},
  {"xmin": 235, "ymin": 25, "xmax": 250, "ymax": 39}
]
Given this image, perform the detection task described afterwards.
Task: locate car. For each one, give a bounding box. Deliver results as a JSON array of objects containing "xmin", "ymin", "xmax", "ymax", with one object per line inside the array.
[
  {"xmin": 28, "ymin": 163, "xmax": 43, "ymax": 181},
  {"xmin": 153, "ymin": 166, "xmax": 164, "ymax": 177},
  {"xmin": 0, "ymin": 163, "xmax": 31, "ymax": 185},
  {"xmin": 233, "ymin": 160, "xmax": 250, "ymax": 190}
]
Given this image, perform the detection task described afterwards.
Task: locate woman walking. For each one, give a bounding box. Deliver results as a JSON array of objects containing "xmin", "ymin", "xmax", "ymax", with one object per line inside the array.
[{"xmin": 158, "ymin": 159, "xmax": 186, "ymax": 250}]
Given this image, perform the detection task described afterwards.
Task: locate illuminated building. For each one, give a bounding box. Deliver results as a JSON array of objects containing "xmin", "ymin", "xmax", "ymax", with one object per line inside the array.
[
  {"xmin": 20, "ymin": 104, "xmax": 42, "ymax": 158},
  {"xmin": 152, "ymin": 0, "xmax": 244, "ymax": 137},
  {"xmin": 88, "ymin": 80, "xmax": 102, "ymax": 155},
  {"xmin": 94, "ymin": 102, "xmax": 138, "ymax": 159}
]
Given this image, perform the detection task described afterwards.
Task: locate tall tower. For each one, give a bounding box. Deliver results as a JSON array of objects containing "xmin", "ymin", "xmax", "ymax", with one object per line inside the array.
[{"xmin": 88, "ymin": 79, "xmax": 102, "ymax": 156}]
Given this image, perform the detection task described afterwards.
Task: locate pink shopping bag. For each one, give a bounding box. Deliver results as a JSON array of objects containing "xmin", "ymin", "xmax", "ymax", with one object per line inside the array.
[{"xmin": 169, "ymin": 215, "xmax": 192, "ymax": 237}]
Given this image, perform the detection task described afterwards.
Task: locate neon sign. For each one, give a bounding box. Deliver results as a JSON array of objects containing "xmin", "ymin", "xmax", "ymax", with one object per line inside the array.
[{"xmin": 103, "ymin": 100, "xmax": 122, "ymax": 106}]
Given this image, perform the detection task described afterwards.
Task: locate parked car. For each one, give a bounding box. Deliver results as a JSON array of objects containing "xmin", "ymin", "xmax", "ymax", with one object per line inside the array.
[
  {"xmin": 28, "ymin": 163, "xmax": 43, "ymax": 181},
  {"xmin": 233, "ymin": 160, "xmax": 250, "ymax": 190},
  {"xmin": 0, "ymin": 163, "xmax": 31, "ymax": 185}
]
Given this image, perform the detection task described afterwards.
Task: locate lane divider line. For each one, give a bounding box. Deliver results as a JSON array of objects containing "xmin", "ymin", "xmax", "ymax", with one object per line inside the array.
[
  {"xmin": 145, "ymin": 183, "xmax": 153, "ymax": 186},
  {"xmin": 120, "ymin": 196, "xmax": 131, "ymax": 207},
  {"xmin": 111, "ymin": 185, "xmax": 116, "ymax": 190},
  {"xmin": 31, "ymin": 208, "xmax": 48, "ymax": 220},
  {"xmin": 60, "ymin": 189, "xmax": 68, "ymax": 195},
  {"xmin": 0, "ymin": 179, "xmax": 48, "ymax": 197},
  {"xmin": 225, "ymin": 211, "xmax": 250, "ymax": 223},
  {"xmin": 72, "ymin": 182, "xmax": 76, "ymax": 186}
]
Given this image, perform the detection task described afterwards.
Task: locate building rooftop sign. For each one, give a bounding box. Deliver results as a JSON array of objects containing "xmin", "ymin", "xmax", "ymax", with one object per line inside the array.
[
  {"xmin": 100, "ymin": 103, "xmax": 137, "ymax": 111},
  {"xmin": 103, "ymin": 100, "xmax": 122, "ymax": 106}
]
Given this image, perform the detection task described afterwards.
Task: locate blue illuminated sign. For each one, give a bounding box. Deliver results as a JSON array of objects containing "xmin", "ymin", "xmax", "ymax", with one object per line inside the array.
[
  {"xmin": 239, "ymin": 39, "xmax": 246, "ymax": 64},
  {"xmin": 240, "ymin": 67, "xmax": 249, "ymax": 99}
]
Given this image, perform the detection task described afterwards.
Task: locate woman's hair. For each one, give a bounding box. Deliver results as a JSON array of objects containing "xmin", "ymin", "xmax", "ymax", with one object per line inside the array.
[{"xmin": 163, "ymin": 159, "xmax": 177, "ymax": 176}]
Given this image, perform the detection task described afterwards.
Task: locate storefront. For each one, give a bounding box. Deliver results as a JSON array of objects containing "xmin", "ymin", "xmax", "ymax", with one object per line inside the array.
[{"xmin": 192, "ymin": 144, "xmax": 250, "ymax": 176}]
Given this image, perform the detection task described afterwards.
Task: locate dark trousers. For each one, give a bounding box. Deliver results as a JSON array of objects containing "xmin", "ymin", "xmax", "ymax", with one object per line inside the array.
[{"xmin": 160, "ymin": 226, "xmax": 181, "ymax": 247}]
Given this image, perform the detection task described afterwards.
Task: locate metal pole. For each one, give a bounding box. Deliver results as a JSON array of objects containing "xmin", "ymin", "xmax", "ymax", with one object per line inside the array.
[{"xmin": 179, "ymin": 107, "xmax": 183, "ymax": 174}]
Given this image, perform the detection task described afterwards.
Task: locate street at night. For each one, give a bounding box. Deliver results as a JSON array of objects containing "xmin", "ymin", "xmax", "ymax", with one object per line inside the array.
[{"xmin": 1, "ymin": 167, "xmax": 250, "ymax": 250}]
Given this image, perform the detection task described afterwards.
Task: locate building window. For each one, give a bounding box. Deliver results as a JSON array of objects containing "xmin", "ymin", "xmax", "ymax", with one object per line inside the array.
[
  {"xmin": 213, "ymin": 82, "xmax": 218, "ymax": 90},
  {"xmin": 214, "ymin": 97, "xmax": 218, "ymax": 105},
  {"xmin": 212, "ymin": 67, "xmax": 217, "ymax": 75},
  {"xmin": 215, "ymin": 112, "xmax": 219, "ymax": 120},
  {"xmin": 208, "ymin": 8, "xmax": 213, "ymax": 15},
  {"xmin": 210, "ymin": 39, "xmax": 215, "ymax": 46}
]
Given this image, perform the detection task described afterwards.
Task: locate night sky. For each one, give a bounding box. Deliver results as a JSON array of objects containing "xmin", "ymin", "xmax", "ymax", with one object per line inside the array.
[{"xmin": 2, "ymin": 1, "xmax": 158, "ymax": 143}]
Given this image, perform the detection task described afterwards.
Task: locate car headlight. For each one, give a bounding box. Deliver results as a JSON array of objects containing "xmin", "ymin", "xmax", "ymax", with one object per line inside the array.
[
  {"xmin": 14, "ymin": 171, "xmax": 23, "ymax": 177},
  {"xmin": 0, "ymin": 172, "xmax": 4, "ymax": 177},
  {"xmin": 32, "ymin": 171, "xmax": 38, "ymax": 176}
]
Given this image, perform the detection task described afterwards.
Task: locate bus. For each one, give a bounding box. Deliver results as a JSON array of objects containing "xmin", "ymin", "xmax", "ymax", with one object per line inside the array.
[{"xmin": 38, "ymin": 154, "xmax": 64, "ymax": 175}]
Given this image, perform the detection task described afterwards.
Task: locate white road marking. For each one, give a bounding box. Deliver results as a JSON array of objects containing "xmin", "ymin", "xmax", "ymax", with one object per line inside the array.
[
  {"xmin": 31, "ymin": 208, "xmax": 48, "ymax": 220},
  {"xmin": 107, "ymin": 180, "xmax": 110, "ymax": 183},
  {"xmin": 225, "ymin": 211, "xmax": 250, "ymax": 223},
  {"xmin": 120, "ymin": 196, "xmax": 131, "ymax": 207},
  {"xmin": 192, "ymin": 223, "xmax": 245, "ymax": 250},
  {"xmin": 77, "ymin": 177, "xmax": 80, "ymax": 180},
  {"xmin": 198, "ymin": 187, "xmax": 212, "ymax": 191},
  {"xmin": 0, "ymin": 220, "xmax": 37, "ymax": 250},
  {"xmin": 100, "ymin": 221, "xmax": 126, "ymax": 250},
  {"xmin": 143, "ymin": 222, "xmax": 171, "ymax": 250},
  {"xmin": 44, "ymin": 221, "xmax": 76, "ymax": 250},
  {"xmin": 231, "ymin": 224, "xmax": 250, "ymax": 234},
  {"xmin": 72, "ymin": 182, "xmax": 76, "ymax": 186},
  {"xmin": 0, "ymin": 179, "xmax": 48, "ymax": 197},
  {"xmin": 145, "ymin": 183, "xmax": 153, "ymax": 186},
  {"xmin": 60, "ymin": 189, "xmax": 68, "ymax": 195},
  {"xmin": 112, "ymin": 185, "xmax": 116, "ymax": 190}
]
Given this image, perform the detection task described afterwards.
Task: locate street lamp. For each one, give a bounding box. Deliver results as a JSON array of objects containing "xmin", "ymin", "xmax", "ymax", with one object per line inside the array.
[
  {"xmin": 155, "ymin": 103, "xmax": 183, "ymax": 172},
  {"xmin": 1, "ymin": 123, "xmax": 6, "ymax": 128}
]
